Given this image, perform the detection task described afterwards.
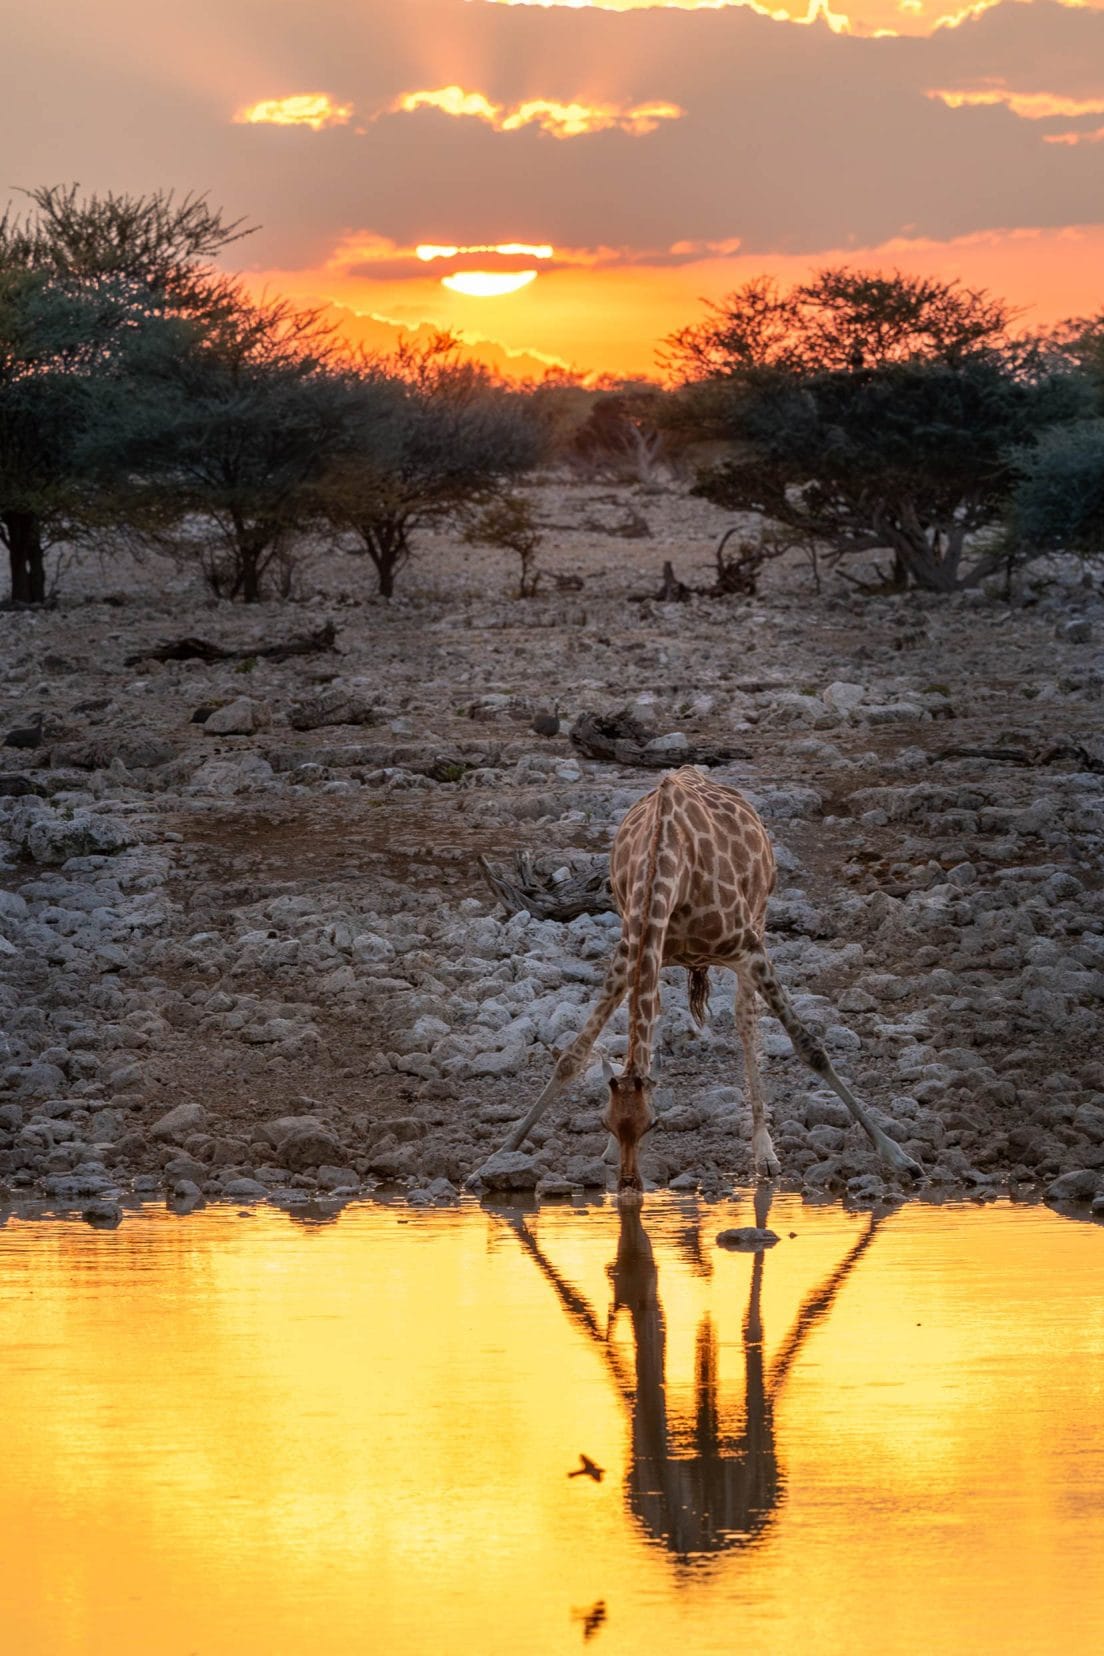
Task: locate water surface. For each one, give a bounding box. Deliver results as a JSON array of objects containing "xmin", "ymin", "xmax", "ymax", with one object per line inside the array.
[{"xmin": 1, "ymin": 1195, "xmax": 1102, "ymax": 1655}]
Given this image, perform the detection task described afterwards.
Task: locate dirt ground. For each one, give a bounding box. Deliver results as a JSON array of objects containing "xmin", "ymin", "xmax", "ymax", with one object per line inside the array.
[{"xmin": 1, "ymin": 477, "xmax": 1102, "ymax": 1221}]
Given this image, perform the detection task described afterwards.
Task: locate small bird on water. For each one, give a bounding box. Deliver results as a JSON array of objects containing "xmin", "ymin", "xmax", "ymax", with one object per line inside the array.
[
  {"xmin": 571, "ymin": 1600, "xmax": 608, "ymax": 1641},
  {"xmin": 568, "ymin": 1454, "xmax": 605, "ymax": 1482}
]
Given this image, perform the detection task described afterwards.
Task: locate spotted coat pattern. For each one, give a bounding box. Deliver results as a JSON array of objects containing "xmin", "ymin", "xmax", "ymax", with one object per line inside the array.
[{"xmin": 498, "ymin": 766, "xmax": 923, "ymax": 1192}]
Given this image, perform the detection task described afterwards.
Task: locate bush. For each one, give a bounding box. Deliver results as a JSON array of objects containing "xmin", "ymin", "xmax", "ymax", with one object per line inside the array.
[
  {"xmin": 1011, "ymin": 420, "xmax": 1104, "ymax": 558},
  {"xmin": 464, "ymin": 492, "xmax": 544, "ymax": 596},
  {"xmin": 318, "ymin": 334, "xmax": 542, "ymax": 597}
]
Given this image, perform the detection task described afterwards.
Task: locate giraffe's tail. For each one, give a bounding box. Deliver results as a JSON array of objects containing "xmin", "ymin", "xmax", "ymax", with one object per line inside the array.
[{"xmin": 687, "ymin": 968, "xmax": 710, "ymax": 1027}]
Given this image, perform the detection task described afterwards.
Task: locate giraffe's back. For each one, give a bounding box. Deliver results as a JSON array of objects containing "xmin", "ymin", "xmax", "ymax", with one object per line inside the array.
[{"xmin": 610, "ymin": 768, "xmax": 775, "ymax": 964}]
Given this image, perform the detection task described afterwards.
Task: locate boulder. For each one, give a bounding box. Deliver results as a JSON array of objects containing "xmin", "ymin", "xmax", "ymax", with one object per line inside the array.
[
  {"xmin": 643, "ymin": 731, "xmax": 691, "ymax": 759},
  {"xmin": 287, "ymin": 685, "xmax": 377, "ymax": 731},
  {"xmin": 822, "ymin": 682, "xmax": 866, "ymax": 714},
  {"xmin": 223, "ymin": 1177, "xmax": 269, "ymax": 1200},
  {"xmin": 474, "ymin": 1150, "xmax": 541, "ymax": 1190},
  {"xmin": 203, "ymin": 697, "xmax": 269, "ymax": 736},
  {"xmin": 1045, "ymin": 1169, "xmax": 1100, "ymax": 1204},
  {"xmin": 82, "ymin": 1198, "xmax": 123, "ymax": 1228},
  {"xmin": 6, "ymin": 801, "xmax": 136, "ymax": 864},
  {"xmin": 279, "ymin": 1123, "xmax": 343, "ymax": 1170},
  {"xmin": 716, "ymin": 1227, "xmax": 780, "ymax": 1251},
  {"xmin": 150, "ymin": 1102, "xmax": 208, "ymax": 1143}
]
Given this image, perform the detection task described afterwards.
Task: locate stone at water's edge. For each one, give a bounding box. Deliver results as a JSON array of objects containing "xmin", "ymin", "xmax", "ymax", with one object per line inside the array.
[
  {"xmin": 472, "ymin": 1150, "xmax": 542, "ymax": 1191},
  {"xmin": 1045, "ymin": 1169, "xmax": 1101, "ymax": 1204},
  {"xmin": 716, "ymin": 1227, "xmax": 780, "ymax": 1251},
  {"xmin": 82, "ymin": 1198, "xmax": 122, "ymax": 1229},
  {"xmin": 223, "ymin": 1177, "xmax": 269, "ymax": 1200}
]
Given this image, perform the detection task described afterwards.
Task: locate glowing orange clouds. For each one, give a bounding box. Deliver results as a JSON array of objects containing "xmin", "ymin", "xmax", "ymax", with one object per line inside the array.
[
  {"xmin": 416, "ymin": 244, "xmax": 555, "ymax": 262},
  {"xmin": 423, "ymin": 244, "xmax": 550, "ymax": 297},
  {"xmin": 234, "ymin": 93, "xmax": 352, "ymax": 130},
  {"xmin": 928, "ymin": 87, "xmax": 1104, "ymax": 121},
  {"xmin": 480, "ymin": 0, "xmax": 857, "ymax": 37},
  {"xmin": 1045, "ymin": 125, "xmax": 1104, "ymax": 145},
  {"xmin": 393, "ymin": 85, "xmax": 683, "ymax": 138},
  {"xmin": 478, "ymin": 0, "xmax": 1073, "ymax": 41}
]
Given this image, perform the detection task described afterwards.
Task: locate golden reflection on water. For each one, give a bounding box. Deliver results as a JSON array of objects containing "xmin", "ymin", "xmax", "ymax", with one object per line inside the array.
[{"xmin": 1, "ymin": 1195, "xmax": 1102, "ymax": 1655}]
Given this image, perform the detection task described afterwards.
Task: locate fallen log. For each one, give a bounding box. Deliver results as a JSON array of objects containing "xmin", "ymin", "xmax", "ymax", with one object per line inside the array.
[
  {"xmin": 479, "ymin": 850, "xmax": 614, "ymax": 921},
  {"xmin": 569, "ymin": 710, "xmax": 745, "ymax": 770},
  {"xmin": 934, "ymin": 740, "xmax": 1103, "ymax": 774},
  {"xmin": 125, "ymin": 621, "xmax": 337, "ymax": 667}
]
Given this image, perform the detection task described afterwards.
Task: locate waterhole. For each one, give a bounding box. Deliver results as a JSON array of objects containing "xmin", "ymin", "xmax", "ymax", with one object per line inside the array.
[{"xmin": 1, "ymin": 1195, "xmax": 1101, "ymax": 1654}]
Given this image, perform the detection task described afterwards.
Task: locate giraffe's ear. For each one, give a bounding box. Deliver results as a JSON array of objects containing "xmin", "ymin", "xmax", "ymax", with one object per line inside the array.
[{"xmin": 600, "ymin": 1053, "xmax": 615, "ymax": 1083}]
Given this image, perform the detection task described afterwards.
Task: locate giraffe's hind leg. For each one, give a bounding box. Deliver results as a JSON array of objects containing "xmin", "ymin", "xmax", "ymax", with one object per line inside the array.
[
  {"xmin": 734, "ymin": 962, "xmax": 780, "ymax": 1178},
  {"xmin": 746, "ymin": 947, "xmax": 922, "ymax": 1178}
]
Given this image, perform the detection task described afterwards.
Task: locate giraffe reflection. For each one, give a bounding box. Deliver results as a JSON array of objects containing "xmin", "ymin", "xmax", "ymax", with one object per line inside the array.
[{"xmin": 511, "ymin": 1191, "xmax": 883, "ymax": 1558}]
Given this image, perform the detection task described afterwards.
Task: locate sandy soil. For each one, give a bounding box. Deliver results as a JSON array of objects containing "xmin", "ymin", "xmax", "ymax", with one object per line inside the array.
[{"xmin": 1, "ymin": 477, "xmax": 1102, "ymax": 1221}]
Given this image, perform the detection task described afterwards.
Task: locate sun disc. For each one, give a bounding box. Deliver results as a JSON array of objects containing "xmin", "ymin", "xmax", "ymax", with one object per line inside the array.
[{"xmin": 441, "ymin": 270, "xmax": 538, "ymax": 297}]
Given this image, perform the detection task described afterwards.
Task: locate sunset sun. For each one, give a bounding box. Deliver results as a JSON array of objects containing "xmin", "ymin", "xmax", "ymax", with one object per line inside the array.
[{"xmin": 441, "ymin": 270, "xmax": 539, "ymax": 297}]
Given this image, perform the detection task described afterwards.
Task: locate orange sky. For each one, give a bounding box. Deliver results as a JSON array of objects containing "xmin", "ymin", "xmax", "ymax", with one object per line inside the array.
[
  {"xmin": 4, "ymin": 0, "xmax": 1104, "ymax": 378},
  {"xmin": 244, "ymin": 222, "xmax": 1104, "ymax": 380}
]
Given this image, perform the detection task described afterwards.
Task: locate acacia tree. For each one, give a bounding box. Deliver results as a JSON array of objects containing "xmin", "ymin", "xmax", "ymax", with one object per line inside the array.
[
  {"xmin": 319, "ymin": 334, "xmax": 542, "ymax": 597},
  {"xmin": 0, "ymin": 268, "xmax": 155, "ymax": 602},
  {"xmin": 0, "ymin": 185, "xmax": 254, "ymax": 602},
  {"xmin": 96, "ymin": 292, "xmax": 362, "ymax": 601},
  {"xmin": 665, "ymin": 268, "xmax": 1013, "ymax": 380},
  {"xmin": 0, "ymin": 184, "xmax": 251, "ymax": 310},
  {"xmin": 668, "ymin": 270, "xmax": 1088, "ymax": 593},
  {"xmin": 694, "ymin": 356, "xmax": 1089, "ymax": 591}
]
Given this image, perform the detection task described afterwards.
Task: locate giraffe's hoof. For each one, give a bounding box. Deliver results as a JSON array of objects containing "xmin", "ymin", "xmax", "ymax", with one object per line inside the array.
[
  {"xmin": 752, "ymin": 1133, "xmax": 781, "ymax": 1179},
  {"xmin": 881, "ymin": 1142, "xmax": 924, "ymax": 1180}
]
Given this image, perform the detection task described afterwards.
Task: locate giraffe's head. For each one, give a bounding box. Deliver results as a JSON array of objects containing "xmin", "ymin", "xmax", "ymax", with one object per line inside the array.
[{"xmin": 602, "ymin": 1058, "xmax": 656, "ymax": 1200}]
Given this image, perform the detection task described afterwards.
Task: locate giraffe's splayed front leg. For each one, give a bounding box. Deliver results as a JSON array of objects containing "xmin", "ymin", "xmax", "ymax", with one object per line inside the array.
[{"xmin": 747, "ymin": 949, "xmax": 924, "ymax": 1181}]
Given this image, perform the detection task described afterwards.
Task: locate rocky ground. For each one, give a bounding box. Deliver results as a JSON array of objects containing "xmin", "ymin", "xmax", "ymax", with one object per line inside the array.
[{"xmin": 1, "ymin": 479, "xmax": 1102, "ymax": 1226}]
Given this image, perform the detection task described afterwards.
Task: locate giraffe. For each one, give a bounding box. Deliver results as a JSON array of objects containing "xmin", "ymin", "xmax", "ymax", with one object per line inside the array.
[{"xmin": 493, "ymin": 765, "xmax": 921, "ymax": 1196}]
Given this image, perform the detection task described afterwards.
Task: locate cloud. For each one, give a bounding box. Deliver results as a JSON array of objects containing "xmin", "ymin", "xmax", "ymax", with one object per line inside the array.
[
  {"xmin": 5, "ymin": 0, "xmax": 1104, "ymax": 352},
  {"xmin": 234, "ymin": 93, "xmax": 353, "ymax": 130},
  {"xmin": 926, "ymin": 84, "xmax": 1104, "ymax": 117},
  {"xmin": 199, "ymin": 0, "xmax": 1104, "ymax": 272},
  {"xmin": 1044, "ymin": 122, "xmax": 1104, "ymax": 142},
  {"xmin": 478, "ymin": 0, "xmax": 1011, "ymax": 40},
  {"xmin": 390, "ymin": 84, "xmax": 683, "ymax": 137},
  {"xmin": 416, "ymin": 242, "xmax": 555, "ymax": 261}
]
